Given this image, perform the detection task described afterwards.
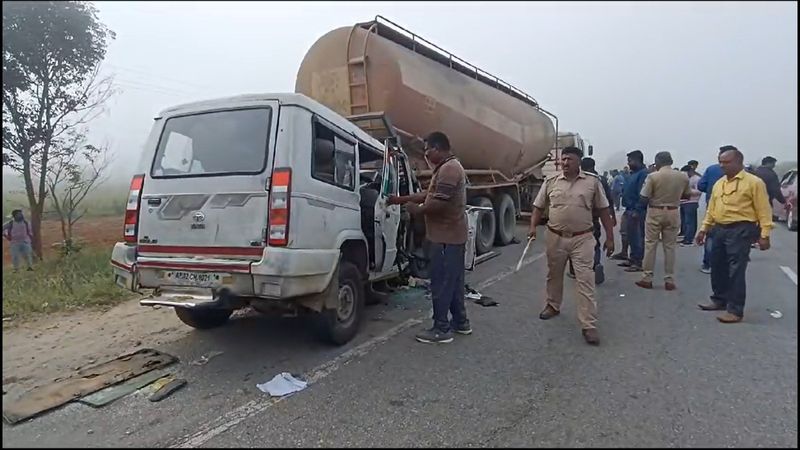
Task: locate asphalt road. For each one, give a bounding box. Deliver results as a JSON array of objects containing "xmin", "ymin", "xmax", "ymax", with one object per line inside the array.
[{"xmin": 3, "ymin": 222, "xmax": 797, "ymax": 448}]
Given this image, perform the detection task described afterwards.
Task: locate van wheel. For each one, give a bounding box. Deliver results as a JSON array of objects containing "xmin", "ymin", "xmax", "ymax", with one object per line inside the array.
[
  {"xmin": 470, "ymin": 196, "xmax": 495, "ymax": 255},
  {"xmin": 174, "ymin": 307, "xmax": 232, "ymax": 329},
  {"xmin": 314, "ymin": 261, "xmax": 364, "ymax": 345},
  {"xmin": 494, "ymin": 193, "xmax": 516, "ymax": 246}
]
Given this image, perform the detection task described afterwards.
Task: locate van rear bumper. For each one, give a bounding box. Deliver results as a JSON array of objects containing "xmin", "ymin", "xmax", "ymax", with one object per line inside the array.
[
  {"xmin": 251, "ymin": 247, "xmax": 340, "ymax": 299},
  {"xmin": 110, "ymin": 243, "xmax": 340, "ymax": 301}
]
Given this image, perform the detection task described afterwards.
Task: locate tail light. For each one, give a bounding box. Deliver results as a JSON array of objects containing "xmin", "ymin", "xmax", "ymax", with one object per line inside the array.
[
  {"xmin": 124, "ymin": 174, "xmax": 145, "ymax": 244},
  {"xmin": 268, "ymin": 168, "xmax": 291, "ymax": 246}
]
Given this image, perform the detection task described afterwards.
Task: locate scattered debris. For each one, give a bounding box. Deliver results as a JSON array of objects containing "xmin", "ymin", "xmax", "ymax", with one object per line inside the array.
[
  {"xmin": 79, "ymin": 370, "xmax": 166, "ymax": 408},
  {"xmin": 769, "ymin": 310, "xmax": 783, "ymax": 319},
  {"xmin": 148, "ymin": 376, "xmax": 187, "ymax": 402},
  {"xmin": 256, "ymin": 372, "xmax": 308, "ymax": 397},
  {"xmin": 475, "ymin": 251, "xmax": 500, "ymax": 266},
  {"xmin": 189, "ymin": 350, "xmax": 224, "ymax": 366},
  {"xmin": 407, "ymin": 277, "xmax": 430, "ymax": 289},
  {"xmin": 2, "ymin": 349, "xmax": 177, "ymax": 425},
  {"xmin": 465, "ymin": 285, "xmax": 498, "ymax": 307},
  {"xmin": 619, "ymin": 294, "xmax": 626, "ymax": 297},
  {"xmin": 474, "ymin": 297, "xmax": 499, "ymax": 307},
  {"xmin": 87, "ymin": 429, "xmax": 94, "ymax": 435}
]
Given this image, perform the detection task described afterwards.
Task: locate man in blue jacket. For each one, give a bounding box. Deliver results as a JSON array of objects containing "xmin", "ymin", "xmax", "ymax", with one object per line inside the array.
[
  {"xmin": 618, "ymin": 150, "xmax": 648, "ymax": 272},
  {"xmin": 697, "ymin": 146, "xmax": 729, "ymax": 273}
]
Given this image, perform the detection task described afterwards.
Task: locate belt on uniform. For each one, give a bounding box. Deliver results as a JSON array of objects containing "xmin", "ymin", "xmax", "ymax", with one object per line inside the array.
[
  {"xmin": 547, "ymin": 226, "xmax": 593, "ymax": 238},
  {"xmin": 648, "ymin": 205, "xmax": 678, "ymax": 210}
]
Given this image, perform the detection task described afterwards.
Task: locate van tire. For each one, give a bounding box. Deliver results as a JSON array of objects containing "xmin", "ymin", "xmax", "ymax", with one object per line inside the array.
[
  {"xmin": 470, "ymin": 196, "xmax": 495, "ymax": 255},
  {"xmin": 314, "ymin": 261, "xmax": 364, "ymax": 345},
  {"xmin": 494, "ymin": 193, "xmax": 516, "ymax": 246},
  {"xmin": 174, "ymin": 307, "xmax": 232, "ymax": 329}
]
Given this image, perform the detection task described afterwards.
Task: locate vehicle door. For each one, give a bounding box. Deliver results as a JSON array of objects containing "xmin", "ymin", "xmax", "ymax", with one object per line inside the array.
[{"xmin": 373, "ymin": 144, "xmax": 401, "ymax": 273}]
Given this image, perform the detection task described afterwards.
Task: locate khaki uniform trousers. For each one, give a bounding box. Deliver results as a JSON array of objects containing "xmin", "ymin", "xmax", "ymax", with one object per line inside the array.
[
  {"xmin": 545, "ymin": 228, "xmax": 597, "ymax": 330},
  {"xmin": 642, "ymin": 208, "xmax": 680, "ymax": 283}
]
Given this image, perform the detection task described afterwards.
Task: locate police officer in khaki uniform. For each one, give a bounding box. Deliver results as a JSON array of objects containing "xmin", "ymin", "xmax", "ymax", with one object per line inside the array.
[
  {"xmin": 528, "ymin": 146, "xmax": 615, "ymax": 345},
  {"xmin": 635, "ymin": 151, "xmax": 691, "ymax": 291}
]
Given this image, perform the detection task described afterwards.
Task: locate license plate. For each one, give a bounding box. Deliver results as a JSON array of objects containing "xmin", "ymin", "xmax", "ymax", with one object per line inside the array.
[{"xmin": 162, "ymin": 271, "xmax": 225, "ymax": 287}]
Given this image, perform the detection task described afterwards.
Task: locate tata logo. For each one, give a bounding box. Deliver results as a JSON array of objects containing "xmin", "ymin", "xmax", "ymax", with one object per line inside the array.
[{"xmin": 192, "ymin": 211, "xmax": 205, "ymax": 223}]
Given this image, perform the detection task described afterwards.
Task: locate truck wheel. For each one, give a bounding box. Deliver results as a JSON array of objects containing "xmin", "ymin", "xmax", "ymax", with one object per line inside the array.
[
  {"xmin": 494, "ymin": 193, "xmax": 516, "ymax": 246},
  {"xmin": 470, "ymin": 196, "xmax": 495, "ymax": 255},
  {"xmin": 174, "ymin": 307, "xmax": 232, "ymax": 330},
  {"xmin": 314, "ymin": 261, "xmax": 365, "ymax": 345}
]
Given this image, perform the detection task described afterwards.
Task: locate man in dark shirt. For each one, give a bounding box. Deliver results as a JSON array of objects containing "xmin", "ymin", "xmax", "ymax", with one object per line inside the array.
[
  {"xmin": 755, "ymin": 156, "xmax": 786, "ymax": 208},
  {"xmin": 568, "ymin": 157, "xmax": 616, "ymax": 284},
  {"xmin": 619, "ymin": 150, "xmax": 648, "ymax": 272},
  {"xmin": 389, "ymin": 131, "xmax": 470, "ymax": 344}
]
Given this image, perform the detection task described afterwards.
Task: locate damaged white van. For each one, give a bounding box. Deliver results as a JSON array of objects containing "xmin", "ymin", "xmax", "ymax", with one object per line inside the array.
[{"xmin": 111, "ymin": 93, "xmax": 479, "ymax": 345}]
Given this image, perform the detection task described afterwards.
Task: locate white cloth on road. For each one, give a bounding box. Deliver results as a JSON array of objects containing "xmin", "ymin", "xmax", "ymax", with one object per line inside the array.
[{"xmin": 256, "ymin": 373, "xmax": 307, "ymax": 397}]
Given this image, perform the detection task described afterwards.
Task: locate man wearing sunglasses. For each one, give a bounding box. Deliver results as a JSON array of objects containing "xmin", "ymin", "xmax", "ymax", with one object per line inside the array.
[
  {"xmin": 389, "ymin": 131, "xmax": 470, "ymax": 344},
  {"xmin": 695, "ymin": 147, "xmax": 773, "ymax": 323}
]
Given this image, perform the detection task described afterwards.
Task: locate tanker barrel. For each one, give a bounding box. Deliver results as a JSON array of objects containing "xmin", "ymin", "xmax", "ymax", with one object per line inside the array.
[{"xmin": 295, "ymin": 17, "xmax": 557, "ymax": 179}]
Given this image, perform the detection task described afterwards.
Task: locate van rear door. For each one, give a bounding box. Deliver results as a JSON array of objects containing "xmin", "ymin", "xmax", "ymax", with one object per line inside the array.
[{"xmin": 136, "ymin": 104, "xmax": 278, "ymax": 260}]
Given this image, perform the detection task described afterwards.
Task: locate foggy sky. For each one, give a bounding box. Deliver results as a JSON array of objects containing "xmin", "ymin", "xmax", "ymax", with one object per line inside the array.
[{"xmin": 85, "ymin": 1, "xmax": 797, "ymax": 178}]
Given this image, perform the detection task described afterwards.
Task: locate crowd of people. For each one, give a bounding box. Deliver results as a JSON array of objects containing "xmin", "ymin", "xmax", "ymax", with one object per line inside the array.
[{"xmin": 519, "ymin": 144, "xmax": 783, "ymax": 345}]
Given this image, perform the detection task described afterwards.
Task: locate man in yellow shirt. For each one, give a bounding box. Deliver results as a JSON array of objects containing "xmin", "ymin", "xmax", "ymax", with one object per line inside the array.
[{"xmin": 695, "ymin": 147, "xmax": 773, "ymax": 323}]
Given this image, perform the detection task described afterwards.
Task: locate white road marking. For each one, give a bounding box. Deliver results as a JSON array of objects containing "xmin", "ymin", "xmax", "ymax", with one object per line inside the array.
[
  {"xmin": 171, "ymin": 252, "xmax": 546, "ymax": 448},
  {"xmin": 780, "ymin": 266, "xmax": 797, "ymax": 285}
]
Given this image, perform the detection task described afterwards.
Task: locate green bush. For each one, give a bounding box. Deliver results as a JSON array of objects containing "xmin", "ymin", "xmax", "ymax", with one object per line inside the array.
[{"xmin": 2, "ymin": 248, "xmax": 132, "ymax": 318}]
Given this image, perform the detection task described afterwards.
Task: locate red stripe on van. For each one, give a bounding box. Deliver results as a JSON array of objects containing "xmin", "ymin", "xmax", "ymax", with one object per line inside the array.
[
  {"xmin": 138, "ymin": 245, "xmax": 264, "ymax": 256},
  {"xmin": 110, "ymin": 260, "xmax": 133, "ymax": 271},
  {"xmin": 137, "ymin": 261, "xmax": 251, "ymax": 273}
]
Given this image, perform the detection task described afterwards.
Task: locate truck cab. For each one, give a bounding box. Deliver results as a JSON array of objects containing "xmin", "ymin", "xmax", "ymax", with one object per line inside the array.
[{"xmin": 110, "ymin": 93, "xmax": 478, "ymax": 345}]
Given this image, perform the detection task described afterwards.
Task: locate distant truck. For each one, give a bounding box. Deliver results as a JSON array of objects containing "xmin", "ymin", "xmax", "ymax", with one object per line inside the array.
[{"xmin": 295, "ymin": 16, "xmax": 593, "ymax": 255}]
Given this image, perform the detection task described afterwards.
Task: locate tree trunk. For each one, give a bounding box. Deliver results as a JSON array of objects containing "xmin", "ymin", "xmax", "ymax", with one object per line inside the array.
[
  {"xmin": 30, "ymin": 206, "xmax": 44, "ymax": 260},
  {"xmin": 21, "ymin": 151, "xmax": 44, "ymax": 260}
]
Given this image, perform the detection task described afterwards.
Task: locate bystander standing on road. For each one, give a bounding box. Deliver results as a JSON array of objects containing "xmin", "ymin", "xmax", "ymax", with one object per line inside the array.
[
  {"xmin": 696, "ymin": 148, "xmax": 773, "ymax": 323},
  {"xmin": 754, "ymin": 156, "xmax": 787, "ymax": 213},
  {"xmin": 611, "ymin": 169, "xmax": 625, "ymax": 211},
  {"xmin": 611, "ymin": 166, "xmax": 630, "ymax": 261},
  {"xmin": 391, "ymin": 131, "xmax": 471, "ymax": 344},
  {"xmin": 529, "ymin": 146, "xmax": 614, "ymax": 345},
  {"xmin": 679, "ymin": 165, "xmax": 702, "ymax": 246},
  {"xmin": 697, "ymin": 147, "xmax": 727, "ymax": 273},
  {"xmin": 3, "ymin": 209, "xmax": 35, "ymax": 273},
  {"xmin": 635, "ymin": 152, "xmax": 691, "ymax": 291},
  {"xmin": 618, "ymin": 151, "xmax": 648, "ymax": 273}
]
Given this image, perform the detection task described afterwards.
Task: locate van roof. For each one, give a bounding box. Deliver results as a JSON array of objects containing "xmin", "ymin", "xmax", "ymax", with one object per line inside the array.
[{"xmin": 157, "ymin": 93, "xmax": 384, "ymax": 150}]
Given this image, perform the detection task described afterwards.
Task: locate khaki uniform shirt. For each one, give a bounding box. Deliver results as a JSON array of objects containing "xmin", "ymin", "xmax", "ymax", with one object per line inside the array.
[
  {"xmin": 424, "ymin": 156, "xmax": 468, "ymax": 244},
  {"xmin": 533, "ymin": 171, "xmax": 610, "ymax": 233},
  {"xmin": 640, "ymin": 167, "xmax": 691, "ymax": 207}
]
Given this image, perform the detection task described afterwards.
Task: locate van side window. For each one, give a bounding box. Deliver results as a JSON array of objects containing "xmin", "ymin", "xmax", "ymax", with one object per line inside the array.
[{"xmin": 312, "ymin": 122, "xmax": 355, "ymax": 191}]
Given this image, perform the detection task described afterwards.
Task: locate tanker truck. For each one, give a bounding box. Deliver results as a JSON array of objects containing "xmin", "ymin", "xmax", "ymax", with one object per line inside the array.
[{"xmin": 296, "ymin": 16, "xmax": 565, "ymax": 254}]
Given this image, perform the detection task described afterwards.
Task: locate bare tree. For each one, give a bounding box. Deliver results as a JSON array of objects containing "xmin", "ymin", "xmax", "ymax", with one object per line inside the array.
[
  {"xmin": 2, "ymin": 1, "xmax": 115, "ymax": 258},
  {"xmin": 46, "ymin": 132, "xmax": 111, "ymax": 254}
]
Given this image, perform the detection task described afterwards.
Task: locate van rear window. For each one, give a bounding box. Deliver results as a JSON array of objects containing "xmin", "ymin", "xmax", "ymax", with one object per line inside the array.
[{"xmin": 151, "ymin": 108, "xmax": 272, "ymax": 178}]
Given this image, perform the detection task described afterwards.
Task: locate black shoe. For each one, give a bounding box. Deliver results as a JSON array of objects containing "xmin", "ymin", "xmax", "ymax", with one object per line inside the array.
[
  {"xmin": 451, "ymin": 322, "xmax": 473, "ymax": 335},
  {"xmin": 415, "ymin": 328, "xmax": 454, "ymax": 343},
  {"xmin": 26, "ymin": 267, "xmax": 33, "ymax": 272},
  {"xmin": 610, "ymin": 253, "xmax": 628, "ymax": 261},
  {"xmin": 595, "ymin": 264, "xmax": 605, "ymax": 285}
]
